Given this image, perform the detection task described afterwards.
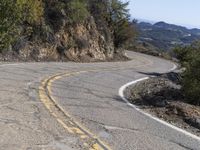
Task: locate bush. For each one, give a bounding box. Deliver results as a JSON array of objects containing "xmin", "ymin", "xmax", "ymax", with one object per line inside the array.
[
  {"xmin": 113, "ymin": 20, "xmax": 137, "ymax": 48},
  {"xmin": 0, "ymin": 0, "xmax": 21, "ymax": 51},
  {"xmin": 0, "ymin": 0, "xmax": 136, "ymax": 53},
  {"xmin": 88, "ymin": 0, "xmax": 137, "ymax": 48},
  {"xmin": 174, "ymin": 42, "xmax": 200, "ymax": 105},
  {"xmin": 0, "ymin": 0, "xmax": 44, "ymax": 51},
  {"xmin": 17, "ymin": 0, "xmax": 44, "ymax": 25},
  {"xmin": 109, "ymin": 0, "xmax": 136, "ymax": 48},
  {"xmin": 67, "ymin": 0, "xmax": 89, "ymax": 23}
]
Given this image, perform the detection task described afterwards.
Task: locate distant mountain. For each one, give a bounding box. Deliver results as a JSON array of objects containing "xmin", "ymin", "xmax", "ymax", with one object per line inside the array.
[{"xmin": 136, "ymin": 21, "xmax": 200, "ymax": 51}]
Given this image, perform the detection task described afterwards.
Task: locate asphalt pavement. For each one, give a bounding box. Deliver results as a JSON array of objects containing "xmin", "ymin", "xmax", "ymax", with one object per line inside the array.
[{"xmin": 0, "ymin": 51, "xmax": 199, "ymax": 150}]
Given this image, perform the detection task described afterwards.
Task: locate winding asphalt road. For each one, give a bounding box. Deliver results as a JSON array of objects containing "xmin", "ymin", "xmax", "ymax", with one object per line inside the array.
[{"xmin": 0, "ymin": 51, "xmax": 199, "ymax": 150}]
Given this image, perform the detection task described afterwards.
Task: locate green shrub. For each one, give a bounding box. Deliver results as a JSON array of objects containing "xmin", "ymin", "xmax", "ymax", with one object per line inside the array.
[
  {"xmin": 88, "ymin": 0, "xmax": 137, "ymax": 48},
  {"xmin": 0, "ymin": 0, "xmax": 44, "ymax": 51},
  {"xmin": 0, "ymin": 0, "xmax": 21, "ymax": 51},
  {"xmin": 67, "ymin": 0, "xmax": 89, "ymax": 23},
  {"xmin": 17, "ymin": 0, "xmax": 44, "ymax": 25},
  {"xmin": 110, "ymin": 0, "xmax": 136, "ymax": 48},
  {"xmin": 174, "ymin": 42, "xmax": 200, "ymax": 105},
  {"xmin": 0, "ymin": 0, "xmax": 136, "ymax": 52}
]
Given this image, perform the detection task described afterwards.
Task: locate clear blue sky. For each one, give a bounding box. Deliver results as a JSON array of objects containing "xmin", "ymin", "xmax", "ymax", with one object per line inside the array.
[{"xmin": 122, "ymin": 0, "xmax": 200, "ymax": 29}]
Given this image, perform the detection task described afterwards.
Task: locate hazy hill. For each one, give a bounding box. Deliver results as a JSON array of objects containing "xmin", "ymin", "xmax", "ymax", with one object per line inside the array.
[{"xmin": 136, "ymin": 21, "xmax": 200, "ymax": 51}]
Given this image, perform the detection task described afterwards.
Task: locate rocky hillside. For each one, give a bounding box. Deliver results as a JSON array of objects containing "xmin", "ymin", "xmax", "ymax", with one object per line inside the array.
[
  {"xmin": 13, "ymin": 16, "xmax": 114, "ymax": 62},
  {"xmin": 0, "ymin": 0, "xmax": 135, "ymax": 62},
  {"xmin": 136, "ymin": 21, "xmax": 200, "ymax": 52}
]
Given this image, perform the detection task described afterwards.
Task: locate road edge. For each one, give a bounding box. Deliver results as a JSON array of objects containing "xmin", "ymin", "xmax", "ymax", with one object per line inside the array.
[{"xmin": 118, "ymin": 64, "xmax": 200, "ymax": 142}]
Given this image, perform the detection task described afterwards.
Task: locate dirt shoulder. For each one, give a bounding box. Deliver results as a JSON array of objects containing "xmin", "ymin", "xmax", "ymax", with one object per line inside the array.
[{"xmin": 124, "ymin": 72, "xmax": 200, "ymax": 136}]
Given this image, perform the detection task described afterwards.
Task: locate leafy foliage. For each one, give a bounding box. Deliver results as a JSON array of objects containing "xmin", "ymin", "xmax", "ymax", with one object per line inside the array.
[
  {"xmin": 67, "ymin": 0, "xmax": 89, "ymax": 23},
  {"xmin": 0, "ymin": 0, "xmax": 44, "ymax": 51},
  {"xmin": 17, "ymin": 0, "xmax": 44, "ymax": 25},
  {"xmin": 0, "ymin": 0, "xmax": 21, "ymax": 51},
  {"xmin": 89, "ymin": 0, "xmax": 136, "ymax": 48},
  {"xmin": 174, "ymin": 42, "xmax": 200, "ymax": 105},
  {"xmin": 0, "ymin": 0, "xmax": 136, "ymax": 52}
]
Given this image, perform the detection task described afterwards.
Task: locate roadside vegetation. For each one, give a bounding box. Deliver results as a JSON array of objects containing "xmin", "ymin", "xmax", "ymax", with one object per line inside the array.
[
  {"xmin": 0, "ymin": 0, "xmax": 136, "ymax": 59},
  {"xmin": 174, "ymin": 42, "xmax": 200, "ymax": 105},
  {"xmin": 0, "ymin": 0, "xmax": 44, "ymax": 51}
]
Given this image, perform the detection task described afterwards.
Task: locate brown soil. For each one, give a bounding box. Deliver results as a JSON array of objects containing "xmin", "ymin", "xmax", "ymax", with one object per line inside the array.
[{"xmin": 125, "ymin": 74, "xmax": 200, "ymax": 136}]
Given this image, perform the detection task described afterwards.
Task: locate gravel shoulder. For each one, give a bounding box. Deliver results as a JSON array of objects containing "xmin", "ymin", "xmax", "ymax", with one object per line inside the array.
[{"xmin": 125, "ymin": 72, "xmax": 200, "ymax": 136}]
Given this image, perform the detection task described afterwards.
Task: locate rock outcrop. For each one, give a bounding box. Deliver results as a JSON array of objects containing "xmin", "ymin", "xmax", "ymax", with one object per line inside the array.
[{"xmin": 9, "ymin": 16, "xmax": 115, "ymax": 62}]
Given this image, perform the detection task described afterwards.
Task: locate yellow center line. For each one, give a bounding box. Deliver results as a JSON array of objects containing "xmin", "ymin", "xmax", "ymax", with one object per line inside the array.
[{"xmin": 38, "ymin": 56, "xmax": 154, "ymax": 150}]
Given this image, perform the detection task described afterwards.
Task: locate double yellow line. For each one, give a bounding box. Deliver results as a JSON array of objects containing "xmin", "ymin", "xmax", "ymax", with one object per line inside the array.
[
  {"xmin": 38, "ymin": 56, "xmax": 153, "ymax": 150},
  {"xmin": 39, "ymin": 71, "xmax": 112, "ymax": 150}
]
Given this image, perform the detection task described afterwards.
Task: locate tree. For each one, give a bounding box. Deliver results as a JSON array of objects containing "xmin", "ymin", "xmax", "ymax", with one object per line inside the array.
[
  {"xmin": 174, "ymin": 42, "xmax": 200, "ymax": 105},
  {"xmin": 88, "ymin": 0, "xmax": 136, "ymax": 48},
  {"xmin": 109, "ymin": 0, "xmax": 136, "ymax": 48}
]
